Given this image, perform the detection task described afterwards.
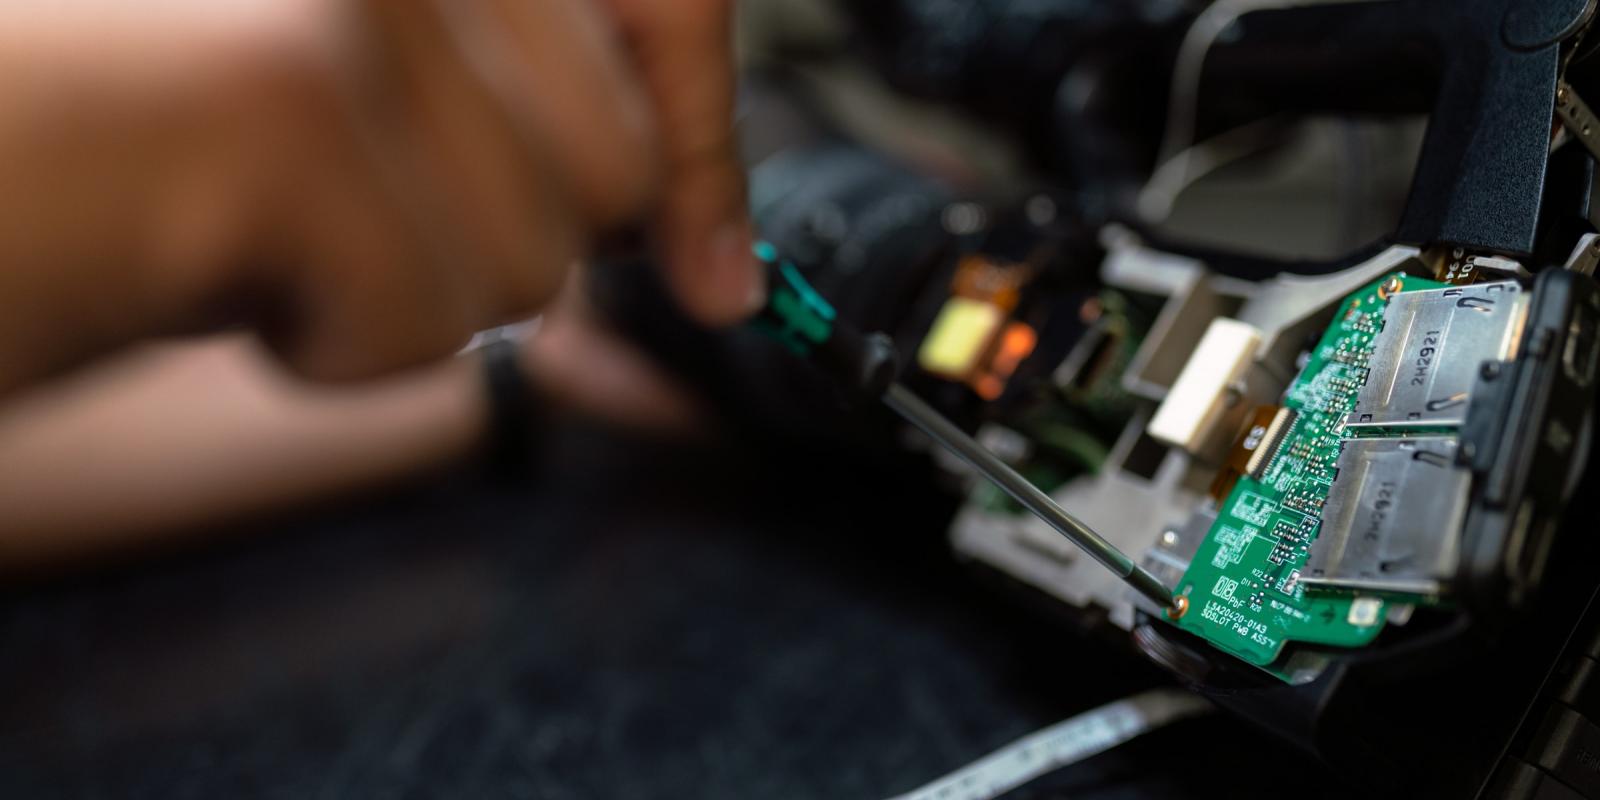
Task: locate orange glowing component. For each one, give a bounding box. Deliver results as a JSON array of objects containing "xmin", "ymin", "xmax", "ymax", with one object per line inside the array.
[
  {"xmin": 967, "ymin": 321, "xmax": 1038, "ymax": 401},
  {"xmin": 990, "ymin": 322, "xmax": 1038, "ymax": 381},
  {"xmin": 973, "ymin": 375, "xmax": 1005, "ymax": 401},
  {"xmin": 951, "ymin": 254, "xmax": 1029, "ymax": 312}
]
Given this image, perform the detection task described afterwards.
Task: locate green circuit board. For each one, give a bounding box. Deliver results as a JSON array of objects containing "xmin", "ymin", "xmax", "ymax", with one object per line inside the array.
[{"xmin": 1172, "ymin": 273, "xmax": 1449, "ymax": 675}]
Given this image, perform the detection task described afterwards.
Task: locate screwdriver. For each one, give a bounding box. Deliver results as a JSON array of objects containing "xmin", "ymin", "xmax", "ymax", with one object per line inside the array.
[{"xmin": 749, "ymin": 242, "xmax": 1185, "ymax": 617}]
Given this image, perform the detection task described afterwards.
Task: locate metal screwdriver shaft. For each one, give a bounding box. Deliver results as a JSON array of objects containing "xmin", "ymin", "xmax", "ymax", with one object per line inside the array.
[
  {"xmin": 750, "ymin": 240, "xmax": 1181, "ymax": 616},
  {"xmin": 882, "ymin": 383, "xmax": 1178, "ymax": 613}
]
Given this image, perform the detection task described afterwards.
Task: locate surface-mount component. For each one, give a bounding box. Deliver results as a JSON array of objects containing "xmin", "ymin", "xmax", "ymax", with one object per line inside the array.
[
  {"xmin": 1174, "ymin": 274, "xmax": 1450, "ymax": 671},
  {"xmin": 1300, "ymin": 436, "xmax": 1471, "ymax": 596},
  {"xmin": 919, "ymin": 296, "xmax": 1004, "ymax": 379},
  {"xmin": 1245, "ymin": 407, "xmax": 1297, "ymax": 480},
  {"xmin": 1346, "ymin": 282, "xmax": 1528, "ymax": 431}
]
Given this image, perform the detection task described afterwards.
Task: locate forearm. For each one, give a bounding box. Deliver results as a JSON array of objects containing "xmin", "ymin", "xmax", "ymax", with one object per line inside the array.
[{"xmin": 0, "ymin": 335, "xmax": 490, "ymax": 567}]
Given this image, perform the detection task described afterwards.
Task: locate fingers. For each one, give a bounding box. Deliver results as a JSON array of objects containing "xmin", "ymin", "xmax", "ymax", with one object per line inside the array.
[
  {"xmin": 520, "ymin": 273, "xmax": 703, "ymax": 432},
  {"xmin": 340, "ymin": 0, "xmax": 586, "ymax": 320},
  {"xmin": 472, "ymin": 0, "xmax": 660, "ymax": 229},
  {"xmin": 1, "ymin": 0, "xmax": 757, "ymax": 391},
  {"xmin": 183, "ymin": 0, "xmax": 758, "ymax": 384},
  {"xmin": 601, "ymin": 0, "xmax": 764, "ymax": 326},
  {"xmin": 242, "ymin": 0, "xmax": 645, "ymax": 380}
]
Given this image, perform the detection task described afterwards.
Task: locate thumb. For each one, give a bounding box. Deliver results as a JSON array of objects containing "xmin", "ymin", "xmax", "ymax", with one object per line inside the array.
[{"xmin": 601, "ymin": 0, "xmax": 764, "ymax": 327}]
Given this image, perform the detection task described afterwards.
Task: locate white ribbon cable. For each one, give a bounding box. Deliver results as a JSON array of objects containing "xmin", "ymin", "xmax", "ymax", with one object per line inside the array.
[{"xmin": 885, "ymin": 688, "xmax": 1213, "ymax": 800}]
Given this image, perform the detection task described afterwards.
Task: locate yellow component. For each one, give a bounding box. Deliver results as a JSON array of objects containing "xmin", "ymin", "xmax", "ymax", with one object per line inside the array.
[{"xmin": 918, "ymin": 296, "xmax": 1003, "ymax": 379}]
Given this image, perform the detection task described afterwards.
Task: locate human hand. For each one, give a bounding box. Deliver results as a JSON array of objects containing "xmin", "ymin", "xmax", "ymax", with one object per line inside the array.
[{"xmin": 0, "ymin": 0, "xmax": 760, "ymax": 392}]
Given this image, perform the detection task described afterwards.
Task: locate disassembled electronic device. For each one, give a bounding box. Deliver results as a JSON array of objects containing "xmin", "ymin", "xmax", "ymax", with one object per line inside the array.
[
  {"xmin": 611, "ymin": 0, "xmax": 1600, "ymax": 794},
  {"xmin": 880, "ymin": 1, "xmax": 1600, "ymax": 794},
  {"xmin": 1172, "ymin": 275, "xmax": 1524, "ymax": 675},
  {"xmin": 948, "ymin": 242, "xmax": 1597, "ymax": 670}
]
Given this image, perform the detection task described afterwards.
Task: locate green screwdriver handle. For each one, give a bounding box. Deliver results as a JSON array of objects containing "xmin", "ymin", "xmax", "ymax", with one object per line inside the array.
[{"xmin": 750, "ymin": 241, "xmax": 900, "ymax": 399}]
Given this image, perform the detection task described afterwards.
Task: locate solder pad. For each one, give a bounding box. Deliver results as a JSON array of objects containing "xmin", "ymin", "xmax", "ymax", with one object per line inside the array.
[{"xmin": 1173, "ymin": 274, "xmax": 1456, "ymax": 674}]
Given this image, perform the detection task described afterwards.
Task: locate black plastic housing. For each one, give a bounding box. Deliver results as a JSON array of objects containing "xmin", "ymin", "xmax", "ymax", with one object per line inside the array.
[
  {"xmin": 1129, "ymin": 269, "xmax": 1600, "ymax": 798},
  {"xmin": 1458, "ymin": 269, "xmax": 1600, "ymax": 615}
]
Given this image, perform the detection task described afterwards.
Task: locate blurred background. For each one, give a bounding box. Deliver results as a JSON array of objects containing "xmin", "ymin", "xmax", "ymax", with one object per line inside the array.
[{"xmin": 0, "ymin": 0, "xmax": 1548, "ymax": 797}]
